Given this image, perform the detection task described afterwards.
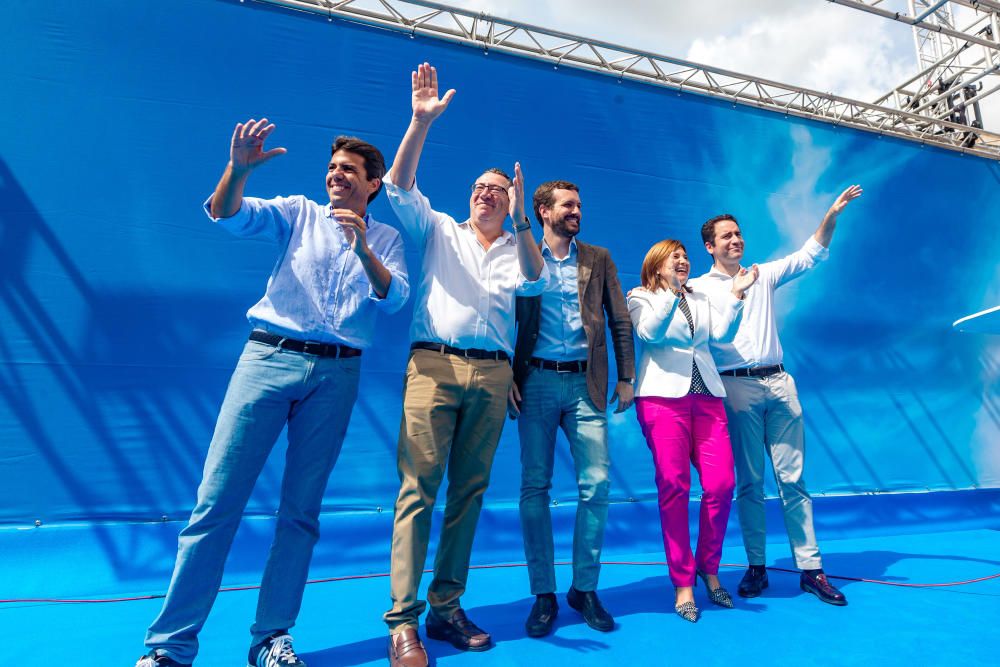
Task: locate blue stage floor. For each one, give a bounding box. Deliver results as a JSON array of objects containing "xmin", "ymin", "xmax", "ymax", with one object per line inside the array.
[{"xmin": 4, "ymin": 524, "xmax": 998, "ymax": 666}]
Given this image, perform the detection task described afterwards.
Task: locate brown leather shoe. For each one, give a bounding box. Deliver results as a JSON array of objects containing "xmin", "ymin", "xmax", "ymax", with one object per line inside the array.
[
  {"xmin": 425, "ymin": 608, "xmax": 493, "ymax": 651},
  {"xmin": 387, "ymin": 628, "xmax": 428, "ymax": 667}
]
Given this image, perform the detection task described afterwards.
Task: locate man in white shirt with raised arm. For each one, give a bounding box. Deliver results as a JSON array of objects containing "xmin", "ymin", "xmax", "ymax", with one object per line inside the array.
[
  {"xmin": 381, "ymin": 63, "xmax": 547, "ymax": 667},
  {"xmin": 689, "ymin": 185, "xmax": 862, "ymax": 607}
]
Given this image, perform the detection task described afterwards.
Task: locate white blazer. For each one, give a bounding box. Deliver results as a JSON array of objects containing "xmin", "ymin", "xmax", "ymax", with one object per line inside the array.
[{"xmin": 627, "ymin": 287, "xmax": 744, "ymax": 398}]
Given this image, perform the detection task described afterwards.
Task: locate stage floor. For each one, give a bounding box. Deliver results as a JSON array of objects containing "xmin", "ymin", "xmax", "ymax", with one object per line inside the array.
[{"xmin": 4, "ymin": 525, "xmax": 997, "ymax": 666}]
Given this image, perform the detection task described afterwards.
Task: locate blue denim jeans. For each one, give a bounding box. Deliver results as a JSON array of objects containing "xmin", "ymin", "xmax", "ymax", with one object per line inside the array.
[
  {"xmin": 144, "ymin": 340, "xmax": 360, "ymax": 663},
  {"xmin": 517, "ymin": 367, "xmax": 610, "ymax": 594}
]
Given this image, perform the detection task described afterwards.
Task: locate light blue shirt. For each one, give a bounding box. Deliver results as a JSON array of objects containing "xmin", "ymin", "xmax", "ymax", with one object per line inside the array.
[
  {"xmin": 533, "ymin": 239, "xmax": 588, "ymax": 361},
  {"xmin": 204, "ymin": 194, "xmax": 409, "ymax": 349}
]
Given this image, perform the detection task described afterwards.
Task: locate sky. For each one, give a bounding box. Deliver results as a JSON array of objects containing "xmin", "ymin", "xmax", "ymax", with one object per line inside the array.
[{"xmin": 441, "ymin": 0, "xmax": 1000, "ymax": 129}]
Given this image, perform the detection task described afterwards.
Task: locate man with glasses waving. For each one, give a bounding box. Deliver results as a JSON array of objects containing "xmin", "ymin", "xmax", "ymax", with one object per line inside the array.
[
  {"xmin": 135, "ymin": 120, "xmax": 408, "ymax": 667},
  {"xmin": 382, "ymin": 62, "xmax": 547, "ymax": 667}
]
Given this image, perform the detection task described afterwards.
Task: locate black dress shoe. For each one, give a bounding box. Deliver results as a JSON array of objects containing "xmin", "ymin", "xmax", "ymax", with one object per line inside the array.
[
  {"xmin": 566, "ymin": 587, "xmax": 614, "ymax": 632},
  {"xmin": 425, "ymin": 608, "xmax": 493, "ymax": 651},
  {"xmin": 800, "ymin": 570, "xmax": 847, "ymax": 606},
  {"xmin": 737, "ymin": 566, "xmax": 769, "ymax": 598},
  {"xmin": 525, "ymin": 593, "xmax": 559, "ymax": 638}
]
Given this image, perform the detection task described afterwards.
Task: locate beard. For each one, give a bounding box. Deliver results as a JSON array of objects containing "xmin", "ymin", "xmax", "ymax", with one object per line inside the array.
[{"xmin": 549, "ymin": 215, "xmax": 580, "ymax": 238}]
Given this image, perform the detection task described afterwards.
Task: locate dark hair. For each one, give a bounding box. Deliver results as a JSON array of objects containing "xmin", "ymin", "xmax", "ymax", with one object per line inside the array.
[
  {"xmin": 532, "ymin": 180, "xmax": 579, "ymax": 225},
  {"xmin": 481, "ymin": 167, "xmax": 511, "ymax": 183},
  {"xmin": 701, "ymin": 214, "xmax": 739, "ymax": 245},
  {"xmin": 331, "ymin": 135, "xmax": 386, "ymax": 203}
]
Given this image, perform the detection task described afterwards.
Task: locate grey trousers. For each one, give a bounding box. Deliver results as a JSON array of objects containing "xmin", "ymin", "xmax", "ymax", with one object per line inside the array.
[{"xmin": 721, "ymin": 371, "xmax": 822, "ymax": 570}]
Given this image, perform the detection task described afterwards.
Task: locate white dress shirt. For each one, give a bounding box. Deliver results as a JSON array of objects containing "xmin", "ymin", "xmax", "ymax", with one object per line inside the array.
[
  {"xmin": 628, "ymin": 287, "xmax": 743, "ymax": 398},
  {"xmin": 204, "ymin": 194, "xmax": 409, "ymax": 349},
  {"xmin": 383, "ymin": 175, "xmax": 548, "ymax": 355},
  {"xmin": 688, "ymin": 237, "xmax": 828, "ymax": 370}
]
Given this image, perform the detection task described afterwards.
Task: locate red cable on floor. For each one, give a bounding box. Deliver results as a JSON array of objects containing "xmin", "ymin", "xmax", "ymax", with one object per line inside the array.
[{"xmin": 2, "ymin": 560, "xmax": 998, "ymax": 604}]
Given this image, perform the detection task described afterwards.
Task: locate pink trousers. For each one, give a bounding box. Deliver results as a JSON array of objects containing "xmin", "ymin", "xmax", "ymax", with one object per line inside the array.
[{"xmin": 635, "ymin": 394, "xmax": 735, "ymax": 587}]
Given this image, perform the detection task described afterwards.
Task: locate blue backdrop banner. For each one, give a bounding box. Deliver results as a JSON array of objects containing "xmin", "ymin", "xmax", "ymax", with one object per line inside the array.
[{"xmin": 2, "ymin": 0, "xmax": 998, "ymax": 527}]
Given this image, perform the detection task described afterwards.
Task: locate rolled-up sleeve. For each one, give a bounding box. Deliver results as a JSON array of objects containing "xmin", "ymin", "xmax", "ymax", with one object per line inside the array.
[
  {"xmin": 515, "ymin": 263, "xmax": 549, "ymax": 296},
  {"xmin": 203, "ymin": 195, "xmax": 293, "ymax": 245},
  {"xmin": 369, "ymin": 230, "xmax": 410, "ymax": 314},
  {"xmin": 383, "ymin": 175, "xmax": 448, "ymax": 245}
]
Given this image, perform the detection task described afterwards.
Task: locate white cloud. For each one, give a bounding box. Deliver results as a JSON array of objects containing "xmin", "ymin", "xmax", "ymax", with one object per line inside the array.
[
  {"xmin": 685, "ymin": 5, "xmax": 912, "ymax": 102},
  {"xmin": 441, "ymin": 1, "xmax": 1000, "ymax": 130}
]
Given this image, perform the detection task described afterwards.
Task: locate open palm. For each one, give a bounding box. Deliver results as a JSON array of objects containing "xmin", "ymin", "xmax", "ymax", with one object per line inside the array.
[
  {"xmin": 831, "ymin": 184, "xmax": 863, "ymax": 214},
  {"xmin": 230, "ymin": 118, "xmax": 286, "ymax": 173},
  {"xmin": 411, "ymin": 62, "xmax": 456, "ymax": 123}
]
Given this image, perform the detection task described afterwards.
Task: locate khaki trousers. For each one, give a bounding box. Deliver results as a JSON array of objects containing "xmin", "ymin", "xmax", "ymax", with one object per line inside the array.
[{"xmin": 384, "ymin": 349, "xmax": 513, "ymax": 632}]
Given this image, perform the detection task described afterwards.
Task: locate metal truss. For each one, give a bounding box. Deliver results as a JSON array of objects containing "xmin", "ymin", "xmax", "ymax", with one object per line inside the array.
[
  {"xmin": 831, "ymin": 1, "xmax": 1000, "ymax": 135},
  {"xmin": 249, "ymin": 0, "xmax": 1000, "ymax": 159}
]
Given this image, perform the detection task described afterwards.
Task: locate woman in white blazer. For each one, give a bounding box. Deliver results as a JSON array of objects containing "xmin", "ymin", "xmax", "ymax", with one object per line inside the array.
[{"xmin": 628, "ymin": 239, "xmax": 758, "ymax": 622}]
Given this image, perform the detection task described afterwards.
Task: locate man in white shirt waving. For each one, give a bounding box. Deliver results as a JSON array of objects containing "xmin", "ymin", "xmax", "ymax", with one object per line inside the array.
[
  {"xmin": 689, "ymin": 184, "xmax": 862, "ymax": 606},
  {"xmin": 382, "ymin": 63, "xmax": 547, "ymax": 667}
]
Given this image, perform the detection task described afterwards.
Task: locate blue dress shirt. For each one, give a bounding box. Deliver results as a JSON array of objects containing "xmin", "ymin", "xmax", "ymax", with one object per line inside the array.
[
  {"xmin": 533, "ymin": 239, "xmax": 588, "ymax": 361},
  {"xmin": 204, "ymin": 194, "xmax": 409, "ymax": 349}
]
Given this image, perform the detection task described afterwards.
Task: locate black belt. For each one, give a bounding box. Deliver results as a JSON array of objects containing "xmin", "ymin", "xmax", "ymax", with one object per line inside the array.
[
  {"xmin": 720, "ymin": 363, "xmax": 784, "ymax": 378},
  {"xmin": 249, "ymin": 330, "xmax": 362, "ymax": 358},
  {"xmin": 531, "ymin": 357, "xmax": 587, "ymax": 373},
  {"xmin": 411, "ymin": 341, "xmax": 509, "ymax": 361}
]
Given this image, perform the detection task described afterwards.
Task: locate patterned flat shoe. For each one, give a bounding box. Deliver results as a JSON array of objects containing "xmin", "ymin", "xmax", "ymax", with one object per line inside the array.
[
  {"xmin": 674, "ymin": 600, "xmax": 699, "ymax": 623},
  {"xmin": 697, "ymin": 570, "xmax": 735, "ymax": 608}
]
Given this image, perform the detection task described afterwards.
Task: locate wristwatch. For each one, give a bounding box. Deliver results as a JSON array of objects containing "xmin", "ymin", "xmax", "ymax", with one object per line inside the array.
[
  {"xmin": 620, "ymin": 377, "xmax": 634, "ymax": 385},
  {"xmin": 513, "ymin": 215, "xmax": 532, "ymax": 233}
]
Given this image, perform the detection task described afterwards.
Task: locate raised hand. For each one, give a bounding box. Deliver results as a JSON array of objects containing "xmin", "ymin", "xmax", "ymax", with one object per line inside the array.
[
  {"xmin": 830, "ymin": 184, "xmax": 863, "ymax": 215},
  {"xmin": 230, "ymin": 118, "xmax": 287, "ymax": 174},
  {"xmin": 731, "ymin": 263, "xmax": 759, "ymax": 299},
  {"xmin": 508, "ymin": 161, "xmax": 526, "ymax": 225},
  {"xmin": 332, "ymin": 208, "xmax": 369, "ymax": 255},
  {"xmin": 657, "ymin": 266, "xmax": 684, "ymax": 294},
  {"xmin": 411, "ymin": 62, "xmax": 456, "ymax": 125}
]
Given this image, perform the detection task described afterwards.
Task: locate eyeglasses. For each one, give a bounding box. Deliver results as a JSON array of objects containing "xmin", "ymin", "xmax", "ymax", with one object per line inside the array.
[{"xmin": 471, "ymin": 183, "xmax": 509, "ymax": 196}]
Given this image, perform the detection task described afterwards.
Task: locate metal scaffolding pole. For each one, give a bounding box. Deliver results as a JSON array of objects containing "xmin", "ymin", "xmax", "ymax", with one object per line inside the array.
[
  {"xmin": 246, "ymin": 0, "xmax": 1000, "ymax": 159},
  {"xmin": 831, "ymin": 1, "xmax": 1000, "ymax": 143}
]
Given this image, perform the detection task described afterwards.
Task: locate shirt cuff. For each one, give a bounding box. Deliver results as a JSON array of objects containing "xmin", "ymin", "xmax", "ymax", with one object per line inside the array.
[
  {"xmin": 203, "ymin": 195, "xmax": 251, "ymax": 226},
  {"xmin": 516, "ymin": 265, "xmax": 550, "ymax": 296},
  {"xmin": 369, "ymin": 271, "xmax": 406, "ymax": 311},
  {"xmin": 803, "ymin": 235, "xmax": 830, "ymax": 261},
  {"xmin": 383, "ymin": 173, "xmax": 421, "ymax": 203}
]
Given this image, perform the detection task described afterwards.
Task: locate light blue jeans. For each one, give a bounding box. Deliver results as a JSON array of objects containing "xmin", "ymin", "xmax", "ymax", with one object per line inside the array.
[
  {"xmin": 517, "ymin": 367, "xmax": 610, "ymax": 594},
  {"xmin": 144, "ymin": 340, "xmax": 360, "ymax": 663}
]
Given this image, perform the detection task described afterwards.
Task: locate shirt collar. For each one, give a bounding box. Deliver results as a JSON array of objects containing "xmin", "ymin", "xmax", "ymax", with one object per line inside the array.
[
  {"xmin": 541, "ymin": 237, "xmax": 577, "ymax": 260},
  {"xmin": 707, "ymin": 263, "xmax": 740, "ymax": 279},
  {"xmin": 459, "ymin": 220, "xmax": 516, "ymax": 246}
]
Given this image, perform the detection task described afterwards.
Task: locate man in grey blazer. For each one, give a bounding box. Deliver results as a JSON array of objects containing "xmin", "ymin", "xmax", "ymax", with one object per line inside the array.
[{"xmin": 508, "ymin": 180, "xmax": 635, "ymax": 638}]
